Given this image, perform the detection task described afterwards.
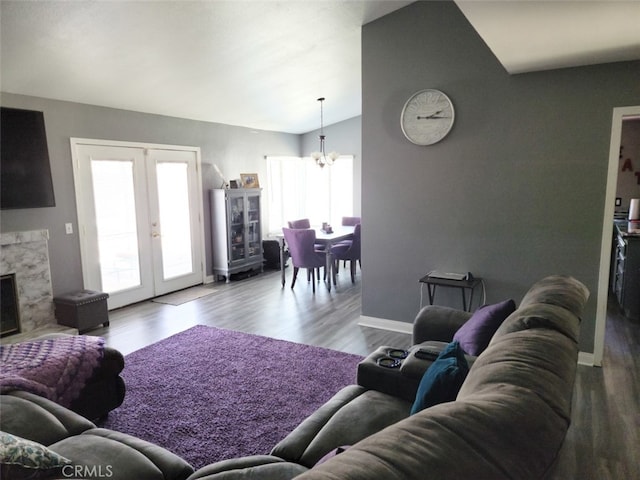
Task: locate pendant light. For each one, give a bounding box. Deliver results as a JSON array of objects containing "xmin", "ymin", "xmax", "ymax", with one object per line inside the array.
[{"xmin": 310, "ymin": 97, "xmax": 339, "ymax": 168}]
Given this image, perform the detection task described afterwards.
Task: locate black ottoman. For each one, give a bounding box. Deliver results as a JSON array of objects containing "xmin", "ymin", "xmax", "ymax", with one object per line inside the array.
[{"xmin": 54, "ymin": 290, "xmax": 109, "ymax": 334}]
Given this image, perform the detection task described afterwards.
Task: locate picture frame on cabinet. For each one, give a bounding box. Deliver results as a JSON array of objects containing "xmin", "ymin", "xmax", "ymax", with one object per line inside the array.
[{"xmin": 240, "ymin": 173, "xmax": 259, "ymax": 188}]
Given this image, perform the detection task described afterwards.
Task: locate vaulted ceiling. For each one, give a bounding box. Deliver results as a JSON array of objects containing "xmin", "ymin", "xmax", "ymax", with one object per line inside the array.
[{"xmin": 2, "ymin": 1, "xmax": 639, "ymax": 134}]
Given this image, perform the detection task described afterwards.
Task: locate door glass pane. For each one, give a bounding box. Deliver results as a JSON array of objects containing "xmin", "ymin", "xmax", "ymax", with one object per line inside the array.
[
  {"xmin": 91, "ymin": 160, "xmax": 141, "ymax": 292},
  {"xmin": 156, "ymin": 162, "xmax": 193, "ymax": 279}
]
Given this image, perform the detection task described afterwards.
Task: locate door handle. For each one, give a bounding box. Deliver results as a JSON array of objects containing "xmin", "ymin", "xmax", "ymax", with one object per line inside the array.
[{"xmin": 152, "ymin": 232, "xmax": 161, "ymax": 238}]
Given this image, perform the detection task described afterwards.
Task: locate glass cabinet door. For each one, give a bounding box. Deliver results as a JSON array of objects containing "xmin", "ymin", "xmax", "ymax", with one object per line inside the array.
[
  {"xmin": 229, "ymin": 195, "xmax": 245, "ymax": 262},
  {"xmin": 246, "ymin": 193, "xmax": 262, "ymax": 259}
]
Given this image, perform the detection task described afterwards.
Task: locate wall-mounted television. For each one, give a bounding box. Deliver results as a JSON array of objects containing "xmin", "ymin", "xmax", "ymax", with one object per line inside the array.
[{"xmin": 1, "ymin": 107, "xmax": 56, "ymax": 209}]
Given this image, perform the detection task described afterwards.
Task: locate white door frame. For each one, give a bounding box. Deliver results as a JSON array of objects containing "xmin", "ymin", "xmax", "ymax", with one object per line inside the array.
[
  {"xmin": 593, "ymin": 105, "xmax": 640, "ymax": 366},
  {"xmin": 70, "ymin": 137, "xmax": 206, "ymax": 307}
]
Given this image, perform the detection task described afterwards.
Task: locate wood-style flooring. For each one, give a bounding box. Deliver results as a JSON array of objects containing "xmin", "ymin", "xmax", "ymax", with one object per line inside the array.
[
  {"xmin": 99, "ymin": 268, "xmax": 411, "ymax": 357},
  {"xmin": 549, "ymin": 295, "xmax": 639, "ymax": 479},
  {"xmin": 94, "ymin": 269, "xmax": 638, "ymax": 479}
]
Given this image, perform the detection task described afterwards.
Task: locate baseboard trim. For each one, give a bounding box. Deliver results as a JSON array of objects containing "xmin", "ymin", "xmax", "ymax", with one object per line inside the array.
[
  {"xmin": 360, "ymin": 316, "xmax": 598, "ymax": 367},
  {"xmin": 578, "ymin": 351, "xmax": 597, "ymax": 367},
  {"xmin": 358, "ymin": 316, "xmax": 413, "ymax": 335}
]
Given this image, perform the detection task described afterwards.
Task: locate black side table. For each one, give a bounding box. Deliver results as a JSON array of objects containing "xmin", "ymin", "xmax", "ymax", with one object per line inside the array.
[{"xmin": 419, "ymin": 274, "xmax": 481, "ymax": 312}]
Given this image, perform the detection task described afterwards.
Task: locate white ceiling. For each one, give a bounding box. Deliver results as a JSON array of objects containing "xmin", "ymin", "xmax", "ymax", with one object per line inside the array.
[{"xmin": 1, "ymin": 1, "xmax": 639, "ymax": 134}]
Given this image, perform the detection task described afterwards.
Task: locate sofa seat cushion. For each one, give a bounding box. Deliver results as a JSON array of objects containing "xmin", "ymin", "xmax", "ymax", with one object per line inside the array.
[
  {"xmin": 49, "ymin": 428, "xmax": 193, "ymax": 480},
  {"xmin": 271, "ymin": 385, "xmax": 411, "ymax": 468},
  {"xmin": 187, "ymin": 456, "xmax": 308, "ymax": 480}
]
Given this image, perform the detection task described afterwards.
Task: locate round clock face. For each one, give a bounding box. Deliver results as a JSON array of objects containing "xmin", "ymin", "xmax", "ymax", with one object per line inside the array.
[{"xmin": 400, "ymin": 89, "xmax": 455, "ymax": 145}]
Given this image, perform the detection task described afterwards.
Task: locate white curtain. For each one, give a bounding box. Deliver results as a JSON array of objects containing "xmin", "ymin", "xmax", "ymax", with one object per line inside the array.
[{"xmin": 265, "ymin": 155, "xmax": 354, "ymax": 236}]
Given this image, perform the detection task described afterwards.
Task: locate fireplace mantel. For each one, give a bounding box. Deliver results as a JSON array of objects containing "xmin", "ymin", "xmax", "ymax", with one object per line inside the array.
[{"xmin": 0, "ymin": 229, "xmax": 50, "ymax": 246}]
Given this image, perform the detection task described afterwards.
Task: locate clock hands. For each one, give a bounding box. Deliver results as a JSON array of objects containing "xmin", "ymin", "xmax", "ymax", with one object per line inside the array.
[{"xmin": 417, "ymin": 110, "xmax": 448, "ymax": 120}]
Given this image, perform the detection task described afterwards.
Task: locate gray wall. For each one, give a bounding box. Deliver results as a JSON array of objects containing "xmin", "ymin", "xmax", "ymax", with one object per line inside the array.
[
  {"xmin": 301, "ymin": 116, "xmax": 362, "ymax": 215},
  {"xmin": 361, "ymin": 1, "xmax": 640, "ymax": 353},
  {"xmin": 0, "ymin": 93, "xmax": 299, "ymax": 296}
]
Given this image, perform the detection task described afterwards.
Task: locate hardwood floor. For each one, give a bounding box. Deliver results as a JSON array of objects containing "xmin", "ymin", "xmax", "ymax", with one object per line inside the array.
[
  {"xmin": 98, "ymin": 268, "xmax": 412, "ymax": 357},
  {"xmin": 550, "ymin": 297, "xmax": 640, "ymax": 480},
  {"xmin": 95, "ymin": 270, "xmax": 639, "ymax": 479}
]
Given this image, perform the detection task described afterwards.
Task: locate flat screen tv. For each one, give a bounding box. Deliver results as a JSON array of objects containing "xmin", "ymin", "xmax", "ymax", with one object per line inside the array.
[{"xmin": 1, "ymin": 107, "xmax": 56, "ymax": 209}]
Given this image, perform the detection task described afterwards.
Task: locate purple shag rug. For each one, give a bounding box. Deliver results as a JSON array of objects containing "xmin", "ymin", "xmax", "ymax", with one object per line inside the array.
[{"xmin": 99, "ymin": 325, "xmax": 362, "ymax": 469}]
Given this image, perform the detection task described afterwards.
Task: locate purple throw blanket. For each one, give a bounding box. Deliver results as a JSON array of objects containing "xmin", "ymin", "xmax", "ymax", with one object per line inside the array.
[{"xmin": 0, "ymin": 336, "xmax": 105, "ymax": 407}]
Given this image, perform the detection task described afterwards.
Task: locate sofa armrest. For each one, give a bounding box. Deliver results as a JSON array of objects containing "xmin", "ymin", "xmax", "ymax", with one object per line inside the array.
[
  {"xmin": 271, "ymin": 386, "xmax": 410, "ymax": 468},
  {"xmin": 413, "ymin": 306, "xmax": 472, "ymax": 344},
  {"xmin": 71, "ymin": 346, "xmax": 126, "ymax": 420},
  {"xmin": 270, "ymin": 386, "xmax": 366, "ymax": 464}
]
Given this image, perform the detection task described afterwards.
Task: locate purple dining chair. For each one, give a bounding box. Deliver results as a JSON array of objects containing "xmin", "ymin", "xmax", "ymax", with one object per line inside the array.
[
  {"xmin": 287, "ymin": 218, "xmax": 326, "ymax": 259},
  {"xmin": 331, "ymin": 223, "xmax": 361, "ymax": 283},
  {"xmin": 342, "ymin": 216, "xmax": 361, "ymax": 226},
  {"xmin": 282, "ymin": 228, "xmax": 326, "ymax": 293},
  {"xmin": 335, "ymin": 216, "xmax": 361, "ymax": 272}
]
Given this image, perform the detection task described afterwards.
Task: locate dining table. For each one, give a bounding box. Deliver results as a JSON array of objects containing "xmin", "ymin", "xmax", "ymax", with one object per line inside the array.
[{"xmin": 278, "ymin": 225, "xmax": 355, "ymax": 291}]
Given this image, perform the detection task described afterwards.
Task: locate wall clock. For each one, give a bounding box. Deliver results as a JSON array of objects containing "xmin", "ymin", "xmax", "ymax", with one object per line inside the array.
[{"xmin": 400, "ymin": 89, "xmax": 455, "ymax": 145}]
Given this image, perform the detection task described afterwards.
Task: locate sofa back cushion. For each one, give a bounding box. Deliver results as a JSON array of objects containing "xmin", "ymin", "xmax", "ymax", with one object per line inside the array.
[
  {"xmin": 489, "ymin": 275, "xmax": 587, "ymax": 347},
  {"xmin": 518, "ymin": 274, "xmax": 589, "ymax": 318},
  {"xmin": 0, "ymin": 391, "xmax": 95, "ymax": 446}
]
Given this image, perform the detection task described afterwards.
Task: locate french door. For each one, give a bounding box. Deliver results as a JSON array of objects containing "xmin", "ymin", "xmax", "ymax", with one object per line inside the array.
[{"xmin": 71, "ymin": 139, "xmax": 205, "ymax": 309}]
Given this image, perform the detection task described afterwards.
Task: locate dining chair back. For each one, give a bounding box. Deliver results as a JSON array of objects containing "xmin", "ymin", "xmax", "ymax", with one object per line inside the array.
[
  {"xmin": 331, "ymin": 223, "xmax": 361, "ymax": 283},
  {"xmin": 282, "ymin": 227, "xmax": 326, "ymax": 293},
  {"xmin": 336, "ymin": 217, "xmax": 361, "ymax": 272},
  {"xmin": 287, "ymin": 218, "xmax": 326, "ymax": 255},
  {"xmin": 341, "ymin": 216, "xmax": 361, "ymax": 226},
  {"xmin": 287, "ymin": 218, "xmax": 311, "ymax": 229}
]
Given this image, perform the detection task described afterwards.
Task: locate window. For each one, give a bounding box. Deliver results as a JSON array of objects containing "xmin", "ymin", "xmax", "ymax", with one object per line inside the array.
[{"xmin": 265, "ymin": 155, "xmax": 354, "ymax": 235}]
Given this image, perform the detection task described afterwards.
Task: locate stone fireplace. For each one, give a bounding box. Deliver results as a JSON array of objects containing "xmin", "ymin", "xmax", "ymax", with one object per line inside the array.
[{"xmin": 0, "ymin": 230, "xmax": 57, "ymax": 339}]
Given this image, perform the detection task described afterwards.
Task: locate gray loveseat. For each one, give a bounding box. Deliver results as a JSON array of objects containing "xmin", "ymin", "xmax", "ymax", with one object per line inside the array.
[{"xmin": 188, "ymin": 275, "xmax": 589, "ymax": 480}]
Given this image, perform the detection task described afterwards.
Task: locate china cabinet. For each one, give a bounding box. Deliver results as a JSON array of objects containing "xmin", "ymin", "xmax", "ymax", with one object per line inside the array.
[{"xmin": 210, "ymin": 189, "xmax": 263, "ymax": 281}]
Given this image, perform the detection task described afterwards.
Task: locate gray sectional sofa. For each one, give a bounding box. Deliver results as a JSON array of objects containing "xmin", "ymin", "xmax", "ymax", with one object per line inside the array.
[
  {"xmin": 1, "ymin": 275, "xmax": 588, "ymax": 480},
  {"xmin": 188, "ymin": 275, "xmax": 589, "ymax": 480}
]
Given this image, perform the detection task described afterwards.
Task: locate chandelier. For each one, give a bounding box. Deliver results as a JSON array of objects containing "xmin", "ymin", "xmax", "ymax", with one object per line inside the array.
[{"xmin": 310, "ymin": 97, "xmax": 339, "ymax": 168}]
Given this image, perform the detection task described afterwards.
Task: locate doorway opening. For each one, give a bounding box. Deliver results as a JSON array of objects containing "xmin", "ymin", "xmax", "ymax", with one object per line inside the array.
[{"xmin": 594, "ymin": 105, "xmax": 640, "ymax": 366}]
